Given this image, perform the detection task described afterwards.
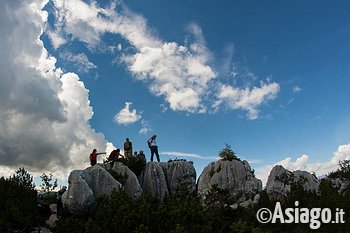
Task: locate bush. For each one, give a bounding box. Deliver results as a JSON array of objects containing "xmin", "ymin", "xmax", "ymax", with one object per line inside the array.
[
  {"xmin": 0, "ymin": 168, "xmax": 39, "ymax": 232},
  {"xmin": 219, "ymin": 144, "xmax": 239, "ymax": 161}
]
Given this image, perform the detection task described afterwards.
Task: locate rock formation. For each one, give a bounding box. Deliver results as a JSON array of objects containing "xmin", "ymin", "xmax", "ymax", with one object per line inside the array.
[
  {"xmin": 325, "ymin": 177, "xmax": 350, "ymax": 195},
  {"xmin": 197, "ymin": 159, "xmax": 262, "ymax": 207},
  {"xmin": 112, "ymin": 162, "xmax": 143, "ymax": 200},
  {"xmin": 266, "ymin": 165, "xmax": 320, "ymax": 200},
  {"xmin": 62, "ymin": 164, "xmax": 122, "ymax": 215},
  {"xmin": 160, "ymin": 161, "xmax": 196, "ymax": 195},
  {"xmin": 63, "ymin": 160, "xmax": 197, "ymax": 214},
  {"xmin": 139, "ymin": 162, "xmax": 169, "ymax": 199},
  {"xmin": 138, "ymin": 161, "xmax": 197, "ymax": 199}
]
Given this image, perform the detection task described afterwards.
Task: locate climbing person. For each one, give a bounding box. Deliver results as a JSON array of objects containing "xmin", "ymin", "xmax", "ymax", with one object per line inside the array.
[
  {"xmin": 56, "ymin": 186, "xmax": 67, "ymax": 215},
  {"xmin": 133, "ymin": 151, "xmax": 138, "ymax": 157},
  {"xmin": 124, "ymin": 138, "xmax": 133, "ymax": 159},
  {"xmin": 147, "ymin": 135, "xmax": 160, "ymax": 162},
  {"xmin": 137, "ymin": 150, "xmax": 146, "ymax": 162},
  {"xmin": 89, "ymin": 149, "xmax": 106, "ymax": 166},
  {"xmin": 109, "ymin": 148, "xmax": 123, "ymax": 161},
  {"xmin": 108, "ymin": 148, "xmax": 123, "ymax": 167}
]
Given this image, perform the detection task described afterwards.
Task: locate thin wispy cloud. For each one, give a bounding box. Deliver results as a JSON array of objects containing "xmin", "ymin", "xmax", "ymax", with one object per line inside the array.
[
  {"xmin": 139, "ymin": 119, "xmax": 151, "ymax": 134},
  {"xmin": 293, "ymin": 85, "xmax": 302, "ymax": 93},
  {"xmin": 161, "ymin": 151, "xmax": 219, "ymax": 160},
  {"xmin": 60, "ymin": 51, "xmax": 97, "ymax": 74}
]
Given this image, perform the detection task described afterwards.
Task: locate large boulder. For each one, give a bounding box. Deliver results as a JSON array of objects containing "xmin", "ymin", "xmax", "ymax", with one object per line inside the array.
[
  {"xmin": 62, "ymin": 177, "xmax": 95, "ymax": 215},
  {"xmin": 86, "ymin": 164, "xmax": 122, "ymax": 197},
  {"xmin": 139, "ymin": 162, "xmax": 168, "ymax": 199},
  {"xmin": 266, "ymin": 165, "xmax": 320, "ymax": 200},
  {"xmin": 112, "ymin": 162, "xmax": 143, "ymax": 200},
  {"xmin": 197, "ymin": 159, "xmax": 262, "ymax": 206},
  {"xmin": 160, "ymin": 161, "xmax": 197, "ymax": 195},
  {"xmin": 62, "ymin": 164, "xmax": 122, "ymax": 215},
  {"xmin": 326, "ymin": 177, "xmax": 350, "ymax": 195}
]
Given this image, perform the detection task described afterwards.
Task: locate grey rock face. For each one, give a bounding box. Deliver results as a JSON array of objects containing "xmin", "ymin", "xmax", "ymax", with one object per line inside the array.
[
  {"xmin": 63, "ymin": 164, "xmax": 122, "ymax": 215},
  {"xmin": 197, "ymin": 160, "xmax": 262, "ymax": 206},
  {"xmin": 139, "ymin": 162, "xmax": 169, "ymax": 199},
  {"xmin": 62, "ymin": 177, "xmax": 95, "ymax": 215},
  {"xmin": 265, "ymin": 165, "xmax": 292, "ymax": 200},
  {"xmin": 160, "ymin": 161, "xmax": 197, "ymax": 195},
  {"xmin": 112, "ymin": 162, "xmax": 143, "ymax": 200},
  {"xmin": 328, "ymin": 177, "xmax": 350, "ymax": 195},
  {"xmin": 293, "ymin": 170, "xmax": 320, "ymax": 193},
  {"xmin": 86, "ymin": 165, "xmax": 122, "ymax": 197},
  {"xmin": 266, "ymin": 165, "xmax": 320, "ymax": 200}
]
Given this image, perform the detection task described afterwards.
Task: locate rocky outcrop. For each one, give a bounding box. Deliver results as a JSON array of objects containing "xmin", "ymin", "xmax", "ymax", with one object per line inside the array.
[
  {"xmin": 139, "ymin": 162, "xmax": 169, "ymax": 199},
  {"xmin": 197, "ymin": 159, "xmax": 262, "ymax": 206},
  {"xmin": 62, "ymin": 177, "xmax": 95, "ymax": 215},
  {"xmin": 112, "ymin": 162, "xmax": 143, "ymax": 200},
  {"xmin": 138, "ymin": 161, "xmax": 197, "ymax": 198},
  {"xmin": 326, "ymin": 177, "xmax": 350, "ymax": 195},
  {"xmin": 62, "ymin": 164, "xmax": 122, "ymax": 215},
  {"xmin": 266, "ymin": 165, "xmax": 320, "ymax": 200},
  {"xmin": 160, "ymin": 161, "xmax": 196, "ymax": 195},
  {"xmin": 63, "ymin": 160, "xmax": 198, "ymax": 214}
]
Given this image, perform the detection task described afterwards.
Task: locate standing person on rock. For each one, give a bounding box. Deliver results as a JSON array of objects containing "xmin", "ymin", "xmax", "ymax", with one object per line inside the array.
[
  {"xmin": 89, "ymin": 149, "xmax": 106, "ymax": 166},
  {"xmin": 147, "ymin": 134, "xmax": 160, "ymax": 162},
  {"xmin": 124, "ymin": 138, "xmax": 133, "ymax": 159}
]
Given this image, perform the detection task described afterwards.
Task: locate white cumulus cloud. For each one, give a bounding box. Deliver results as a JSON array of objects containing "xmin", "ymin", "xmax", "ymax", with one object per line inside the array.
[
  {"xmin": 114, "ymin": 102, "xmax": 142, "ymax": 125},
  {"xmin": 0, "ymin": 0, "xmax": 110, "ymax": 179},
  {"xmin": 214, "ymin": 81, "xmax": 280, "ymax": 120},
  {"xmin": 48, "ymin": 0, "xmax": 280, "ymax": 119}
]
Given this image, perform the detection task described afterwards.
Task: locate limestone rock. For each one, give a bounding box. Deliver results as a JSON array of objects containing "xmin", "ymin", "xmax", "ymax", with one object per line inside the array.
[
  {"xmin": 328, "ymin": 177, "xmax": 350, "ymax": 195},
  {"xmin": 266, "ymin": 165, "xmax": 292, "ymax": 200},
  {"xmin": 63, "ymin": 164, "xmax": 122, "ymax": 215},
  {"xmin": 160, "ymin": 161, "xmax": 196, "ymax": 195},
  {"xmin": 62, "ymin": 177, "xmax": 95, "ymax": 215},
  {"xmin": 197, "ymin": 159, "xmax": 262, "ymax": 205},
  {"xmin": 85, "ymin": 164, "xmax": 122, "ymax": 197},
  {"xmin": 49, "ymin": 203, "xmax": 57, "ymax": 214},
  {"xmin": 266, "ymin": 165, "xmax": 320, "ymax": 200},
  {"xmin": 293, "ymin": 170, "xmax": 320, "ymax": 193},
  {"xmin": 139, "ymin": 162, "xmax": 168, "ymax": 199},
  {"xmin": 112, "ymin": 162, "xmax": 143, "ymax": 200},
  {"xmin": 45, "ymin": 213, "xmax": 58, "ymax": 228}
]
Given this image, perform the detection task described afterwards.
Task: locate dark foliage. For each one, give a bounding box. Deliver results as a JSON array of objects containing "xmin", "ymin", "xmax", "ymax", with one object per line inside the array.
[
  {"xmin": 328, "ymin": 160, "xmax": 350, "ymax": 180},
  {"xmin": 0, "ymin": 168, "xmax": 39, "ymax": 233}
]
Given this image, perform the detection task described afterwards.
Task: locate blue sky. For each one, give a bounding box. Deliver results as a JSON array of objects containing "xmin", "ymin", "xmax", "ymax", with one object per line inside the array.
[{"xmin": 1, "ymin": 0, "xmax": 350, "ymax": 185}]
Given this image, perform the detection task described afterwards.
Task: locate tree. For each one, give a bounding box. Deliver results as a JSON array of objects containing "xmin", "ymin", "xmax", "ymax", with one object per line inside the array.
[
  {"xmin": 0, "ymin": 168, "xmax": 39, "ymax": 232},
  {"xmin": 40, "ymin": 173, "xmax": 57, "ymax": 192},
  {"xmin": 219, "ymin": 144, "xmax": 239, "ymax": 161},
  {"xmin": 10, "ymin": 167, "xmax": 35, "ymax": 190},
  {"xmin": 328, "ymin": 160, "xmax": 350, "ymax": 179}
]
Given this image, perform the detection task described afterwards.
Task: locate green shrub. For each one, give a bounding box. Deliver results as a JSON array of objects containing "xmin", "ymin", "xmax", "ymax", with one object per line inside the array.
[{"xmin": 219, "ymin": 144, "xmax": 240, "ymax": 161}]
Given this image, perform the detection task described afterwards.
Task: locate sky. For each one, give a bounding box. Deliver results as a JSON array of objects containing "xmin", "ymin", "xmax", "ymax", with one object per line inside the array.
[{"xmin": 1, "ymin": 0, "xmax": 350, "ymax": 186}]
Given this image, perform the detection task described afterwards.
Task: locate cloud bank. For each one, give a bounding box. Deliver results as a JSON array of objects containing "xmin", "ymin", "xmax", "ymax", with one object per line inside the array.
[{"xmin": 0, "ymin": 0, "xmax": 109, "ymax": 178}]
